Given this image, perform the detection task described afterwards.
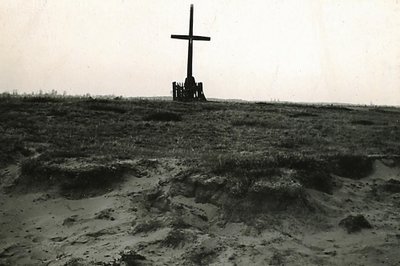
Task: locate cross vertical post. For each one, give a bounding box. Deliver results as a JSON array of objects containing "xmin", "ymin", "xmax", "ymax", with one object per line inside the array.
[{"xmin": 187, "ymin": 4, "xmax": 193, "ymax": 79}]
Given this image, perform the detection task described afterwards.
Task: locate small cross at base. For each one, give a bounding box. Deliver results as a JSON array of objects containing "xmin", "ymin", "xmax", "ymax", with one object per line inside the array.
[{"xmin": 171, "ymin": 4, "xmax": 210, "ymax": 101}]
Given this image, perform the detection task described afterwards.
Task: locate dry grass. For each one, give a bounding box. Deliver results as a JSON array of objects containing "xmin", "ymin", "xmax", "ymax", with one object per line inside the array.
[{"xmin": 1, "ymin": 95, "xmax": 399, "ymax": 194}]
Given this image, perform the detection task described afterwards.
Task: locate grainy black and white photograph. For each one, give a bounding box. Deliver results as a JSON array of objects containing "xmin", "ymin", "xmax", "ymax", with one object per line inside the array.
[{"xmin": 1, "ymin": 1, "xmax": 400, "ymax": 265}]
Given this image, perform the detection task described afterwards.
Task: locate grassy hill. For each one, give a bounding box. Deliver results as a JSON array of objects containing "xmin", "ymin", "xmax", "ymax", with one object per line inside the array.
[{"xmin": 1, "ymin": 95, "xmax": 400, "ymax": 265}]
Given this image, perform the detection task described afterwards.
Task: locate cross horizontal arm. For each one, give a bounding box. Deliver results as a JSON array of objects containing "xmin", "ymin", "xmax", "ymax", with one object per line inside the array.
[
  {"xmin": 171, "ymin": 34, "xmax": 190, "ymax": 40},
  {"xmin": 192, "ymin": 35, "xmax": 211, "ymax": 41},
  {"xmin": 171, "ymin": 34, "xmax": 211, "ymax": 41}
]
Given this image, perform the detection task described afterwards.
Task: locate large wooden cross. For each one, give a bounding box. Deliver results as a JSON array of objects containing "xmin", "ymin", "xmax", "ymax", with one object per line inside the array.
[{"xmin": 171, "ymin": 4, "xmax": 210, "ymax": 100}]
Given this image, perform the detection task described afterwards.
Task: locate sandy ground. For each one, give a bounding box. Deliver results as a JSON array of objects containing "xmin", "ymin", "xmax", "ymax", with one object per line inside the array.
[{"xmin": 1, "ymin": 158, "xmax": 400, "ymax": 265}]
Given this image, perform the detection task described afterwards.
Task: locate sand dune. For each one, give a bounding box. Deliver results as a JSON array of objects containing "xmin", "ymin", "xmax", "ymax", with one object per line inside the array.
[{"xmin": 1, "ymin": 157, "xmax": 400, "ymax": 265}]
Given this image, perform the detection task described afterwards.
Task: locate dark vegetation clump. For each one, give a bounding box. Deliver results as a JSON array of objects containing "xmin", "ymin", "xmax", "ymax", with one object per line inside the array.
[
  {"xmin": 22, "ymin": 96, "xmax": 62, "ymax": 103},
  {"xmin": 64, "ymin": 164, "xmax": 123, "ymax": 190},
  {"xmin": 143, "ymin": 111, "xmax": 182, "ymax": 122},
  {"xmin": 206, "ymin": 152, "xmax": 376, "ymax": 195},
  {"xmin": 331, "ymin": 154, "xmax": 374, "ymax": 179},
  {"xmin": 0, "ymin": 137, "xmax": 32, "ymax": 167},
  {"xmin": 161, "ymin": 229, "xmax": 188, "ymax": 248},
  {"xmin": 294, "ymin": 170, "xmax": 334, "ymax": 194},
  {"xmin": 207, "ymin": 153, "xmax": 334, "ymax": 194},
  {"xmin": 255, "ymin": 101, "xmax": 275, "ymax": 106},
  {"xmin": 339, "ymin": 214, "xmax": 372, "ymax": 233},
  {"xmin": 351, "ymin": 120, "xmax": 375, "ymax": 126}
]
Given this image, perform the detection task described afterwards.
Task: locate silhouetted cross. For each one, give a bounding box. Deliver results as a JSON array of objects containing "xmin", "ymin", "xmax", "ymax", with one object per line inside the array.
[{"xmin": 171, "ymin": 4, "xmax": 211, "ymax": 85}]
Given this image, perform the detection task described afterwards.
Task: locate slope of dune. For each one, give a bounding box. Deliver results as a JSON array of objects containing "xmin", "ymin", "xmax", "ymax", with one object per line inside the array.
[{"xmin": 1, "ymin": 96, "xmax": 400, "ymax": 265}]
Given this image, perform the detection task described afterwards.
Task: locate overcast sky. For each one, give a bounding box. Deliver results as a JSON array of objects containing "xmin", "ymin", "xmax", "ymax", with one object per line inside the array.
[{"xmin": 1, "ymin": 0, "xmax": 399, "ymax": 105}]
